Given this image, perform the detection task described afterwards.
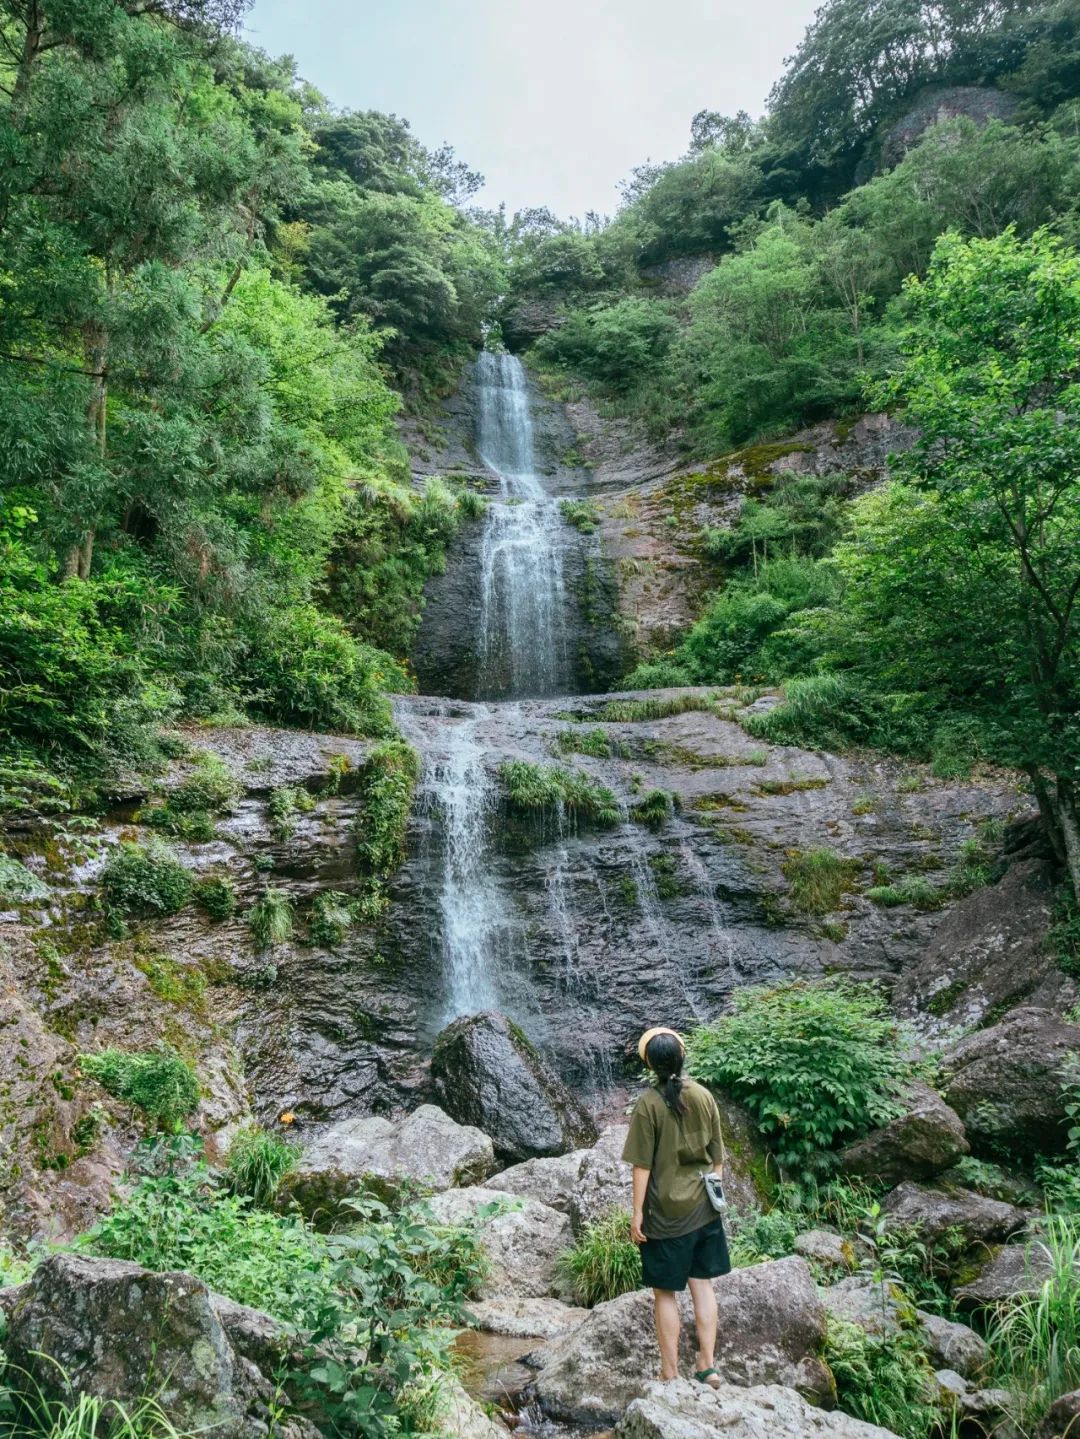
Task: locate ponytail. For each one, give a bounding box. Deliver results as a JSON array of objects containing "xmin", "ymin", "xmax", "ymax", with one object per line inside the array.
[{"xmin": 645, "ymin": 1032, "xmax": 687, "ymax": 1116}]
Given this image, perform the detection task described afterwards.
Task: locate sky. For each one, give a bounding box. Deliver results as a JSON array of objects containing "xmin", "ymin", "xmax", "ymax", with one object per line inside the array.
[{"xmin": 244, "ymin": 0, "xmax": 820, "ymax": 220}]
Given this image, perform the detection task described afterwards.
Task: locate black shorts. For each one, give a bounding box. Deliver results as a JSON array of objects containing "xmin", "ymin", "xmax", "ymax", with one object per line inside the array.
[{"xmin": 640, "ymin": 1214, "xmax": 731, "ymax": 1292}]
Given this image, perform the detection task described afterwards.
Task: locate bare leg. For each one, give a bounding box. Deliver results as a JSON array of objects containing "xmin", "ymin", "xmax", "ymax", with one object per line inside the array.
[
  {"xmin": 687, "ymin": 1277, "xmax": 719, "ymax": 1386},
  {"xmin": 653, "ymin": 1288, "xmax": 681, "ymax": 1380}
]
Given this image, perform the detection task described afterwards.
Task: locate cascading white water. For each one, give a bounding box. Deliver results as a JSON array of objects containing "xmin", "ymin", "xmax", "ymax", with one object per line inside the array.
[{"xmin": 475, "ymin": 352, "xmax": 571, "ymax": 699}]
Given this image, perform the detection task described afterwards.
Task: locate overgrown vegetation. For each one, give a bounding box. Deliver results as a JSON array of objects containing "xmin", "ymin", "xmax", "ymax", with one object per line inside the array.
[
  {"xmin": 101, "ymin": 842, "xmax": 193, "ymax": 919},
  {"xmin": 556, "ymin": 1209, "xmax": 642, "ymax": 1306},
  {"xmin": 688, "ymin": 979, "xmax": 909, "ymax": 1169},
  {"xmin": 354, "ymin": 741, "xmax": 421, "ymax": 875},
  {"xmin": 224, "ymin": 1126, "xmax": 299, "ymax": 1207},
  {"xmin": 247, "ymin": 887, "xmax": 295, "ymax": 952},
  {"xmin": 78, "ymin": 1048, "xmax": 200, "ymax": 1132},
  {"xmin": 782, "ymin": 846, "xmax": 861, "ymax": 914},
  {"xmin": 498, "ymin": 760, "xmax": 620, "ymax": 828}
]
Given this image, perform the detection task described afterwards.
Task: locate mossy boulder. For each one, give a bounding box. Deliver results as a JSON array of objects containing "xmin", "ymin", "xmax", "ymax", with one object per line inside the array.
[{"xmin": 431, "ymin": 1011, "xmax": 598, "ymax": 1163}]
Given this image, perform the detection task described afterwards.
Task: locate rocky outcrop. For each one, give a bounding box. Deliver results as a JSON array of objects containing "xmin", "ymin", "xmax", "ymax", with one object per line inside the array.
[
  {"xmin": 431, "ymin": 1011, "xmax": 597, "ymax": 1162},
  {"xmin": 794, "ymin": 1229, "xmax": 855, "ymax": 1273},
  {"xmin": 1039, "ymin": 1388, "xmax": 1080, "ymax": 1439},
  {"xmin": 534, "ymin": 1256, "xmax": 832, "ymax": 1426},
  {"xmin": 0, "ymin": 1254, "xmax": 311, "ymax": 1439},
  {"xmin": 942, "ymin": 1008, "xmax": 1080, "ymax": 1158},
  {"xmin": 425, "ymin": 1186, "xmax": 574, "ymax": 1300},
  {"xmin": 838, "ymin": 1082, "xmax": 968, "ymax": 1187},
  {"xmin": 569, "ymin": 1122, "xmax": 632, "ymax": 1235},
  {"xmin": 486, "ymin": 1149, "xmax": 584, "ymax": 1213},
  {"xmin": 617, "ymin": 1379, "xmax": 902, "ymax": 1439},
  {"xmin": 894, "ymin": 862, "xmax": 1066, "ymax": 1029},
  {"xmin": 467, "ymin": 1296, "xmax": 590, "ymax": 1338},
  {"xmin": 877, "ymin": 86, "xmax": 1019, "ymax": 171},
  {"xmin": 284, "ymin": 1105, "xmax": 494, "ymax": 1214},
  {"xmin": 955, "ymin": 1241, "xmax": 1055, "ymax": 1309},
  {"xmin": 429, "ymin": 1375, "xmax": 512, "ymax": 1438},
  {"xmin": 918, "ymin": 1311, "xmax": 989, "ymax": 1379},
  {"xmin": 881, "ymin": 1181, "xmax": 1027, "ymax": 1244}
]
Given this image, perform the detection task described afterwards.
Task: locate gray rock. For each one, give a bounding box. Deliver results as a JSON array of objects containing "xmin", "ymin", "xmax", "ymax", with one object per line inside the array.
[
  {"xmin": 881, "ymin": 1181, "xmax": 1026, "ymax": 1244},
  {"xmin": 917, "ymin": 1310, "xmax": 988, "ymax": 1379},
  {"xmin": 820, "ymin": 1277, "xmax": 910, "ymax": 1336},
  {"xmin": 430, "ymin": 1375, "xmax": 512, "ymax": 1437},
  {"xmin": 943, "ymin": 1007, "xmax": 1080, "ymax": 1158},
  {"xmin": 467, "ymin": 1296, "xmax": 589, "ymax": 1338},
  {"xmin": 486, "ymin": 1149, "xmax": 584, "ymax": 1212},
  {"xmin": 286, "ymin": 1104, "xmax": 495, "ymax": 1213},
  {"xmin": 431, "ymin": 1011, "xmax": 598, "ymax": 1163},
  {"xmin": 568, "ymin": 1122, "xmax": 632, "ymax": 1235},
  {"xmin": 838, "ymin": 1083, "xmax": 968, "ymax": 1186},
  {"xmin": 617, "ymin": 1378, "xmax": 902, "ymax": 1439},
  {"xmin": 934, "ymin": 1369, "xmax": 969, "ymax": 1404},
  {"xmin": 535, "ymin": 1256, "xmax": 832, "ymax": 1426},
  {"xmin": 794, "ymin": 1229, "xmax": 855, "ymax": 1273},
  {"xmin": 0, "ymin": 1254, "xmax": 312, "ymax": 1439},
  {"xmin": 424, "ymin": 1186, "xmax": 574, "ymax": 1300},
  {"xmin": 1039, "ymin": 1388, "xmax": 1080, "ymax": 1438},
  {"xmin": 956, "ymin": 1241, "xmax": 1056, "ymax": 1309}
]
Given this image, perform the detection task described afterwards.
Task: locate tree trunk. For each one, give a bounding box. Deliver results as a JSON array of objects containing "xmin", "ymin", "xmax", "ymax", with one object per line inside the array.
[
  {"xmin": 1057, "ymin": 778, "xmax": 1080, "ymax": 903},
  {"xmin": 1026, "ymin": 766, "xmax": 1067, "ymax": 867},
  {"xmin": 61, "ymin": 322, "xmax": 107, "ymax": 582}
]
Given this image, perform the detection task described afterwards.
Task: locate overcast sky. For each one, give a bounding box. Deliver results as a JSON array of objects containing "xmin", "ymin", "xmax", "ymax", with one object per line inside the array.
[{"xmin": 244, "ymin": 0, "xmax": 819, "ymax": 220}]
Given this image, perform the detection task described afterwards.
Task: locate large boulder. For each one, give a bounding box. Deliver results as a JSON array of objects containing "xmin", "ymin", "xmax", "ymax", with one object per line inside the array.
[
  {"xmin": 284, "ymin": 1104, "xmax": 494, "ymax": 1214},
  {"xmin": 569, "ymin": 1123, "xmax": 632, "ymax": 1235},
  {"xmin": 617, "ymin": 1378, "xmax": 902, "ymax": 1439},
  {"xmin": 1040, "ymin": 1389, "xmax": 1080, "ymax": 1439},
  {"xmin": 424, "ymin": 1185, "xmax": 574, "ymax": 1300},
  {"xmin": 955, "ymin": 1241, "xmax": 1056, "ymax": 1310},
  {"xmin": 534, "ymin": 1256, "xmax": 832, "ymax": 1427},
  {"xmin": 838, "ymin": 1083, "xmax": 968, "ymax": 1187},
  {"xmin": 917, "ymin": 1310, "xmax": 989, "ymax": 1379},
  {"xmin": 0, "ymin": 1254, "xmax": 312, "ymax": 1439},
  {"xmin": 880, "ymin": 1181, "xmax": 1027, "ymax": 1245},
  {"xmin": 486, "ymin": 1149, "xmax": 584, "ymax": 1213},
  {"xmin": 821, "ymin": 1278, "xmax": 987, "ymax": 1379},
  {"xmin": 431, "ymin": 1012, "xmax": 598, "ymax": 1163},
  {"xmin": 468, "ymin": 1296, "xmax": 590, "ymax": 1339},
  {"xmin": 942, "ymin": 1007, "xmax": 1080, "ymax": 1158}
]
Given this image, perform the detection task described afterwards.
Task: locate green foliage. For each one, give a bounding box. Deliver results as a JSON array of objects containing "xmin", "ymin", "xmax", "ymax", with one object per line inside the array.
[
  {"xmin": 0, "ymin": 854, "xmax": 49, "ymax": 904},
  {"xmin": 247, "ymin": 887, "xmax": 294, "ymax": 951},
  {"xmin": 498, "ymin": 760, "xmax": 619, "ymax": 828},
  {"xmin": 728, "ymin": 1205, "xmax": 801, "ymax": 1266},
  {"xmin": 630, "ymin": 789, "xmax": 676, "ymax": 831},
  {"xmin": 688, "ymin": 980, "xmax": 909, "ymax": 1168},
  {"xmin": 555, "ymin": 1209, "xmax": 642, "ymax": 1306},
  {"xmin": 0, "ymin": 1383, "xmax": 198, "ymax": 1439},
  {"xmin": 193, "ymin": 875, "xmax": 236, "ymax": 922},
  {"xmin": 535, "ymin": 297, "xmax": 679, "ymax": 392},
  {"xmin": 988, "ymin": 1215, "xmax": 1080, "ymax": 1427},
  {"xmin": 224, "ymin": 1126, "xmax": 299, "ymax": 1207},
  {"xmin": 78, "ymin": 1048, "xmax": 199, "ymax": 1131},
  {"xmin": 267, "ymin": 784, "xmax": 316, "ymax": 841},
  {"xmin": 597, "ymin": 694, "xmax": 719, "ymax": 723},
  {"xmin": 1051, "ymin": 887, "xmax": 1080, "ymax": 976},
  {"xmin": 353, "ymin": 739, "xmax": 420, "ymax": 875},
  {"xmin": 559, "ymin": 499, "xmax": 601, "ymax": 533},
  {"xmin": 101, "ymin": 841, "xmax": 193, "ymax": 918},
  {"xmin": 309, "ymin": 891, "xmax": 358, "ymax": 948},
  {"xmin": 554, "ymin": 725, "xmax": 615, "ymax": 758},
  {"xmin": 825, "ymin": 1317, "xmax": 939, "ymax": 1439},
  {"xmin": 782, "ymin": 847, "xmax": 861, "ymax": 914}
]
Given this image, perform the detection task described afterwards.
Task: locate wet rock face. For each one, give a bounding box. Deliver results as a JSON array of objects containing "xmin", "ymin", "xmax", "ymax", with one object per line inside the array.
[
  {"xmin": 0, "ymin": 1254, "xmax": 310, "ymax": 1439},
  {"xmin": 431, "ymin": 1010, "xmax": 598, "ymax": 1162},
  {"xmin": 941, "ymin": 1007, "xmax": 1080, "ymax": 1158}
]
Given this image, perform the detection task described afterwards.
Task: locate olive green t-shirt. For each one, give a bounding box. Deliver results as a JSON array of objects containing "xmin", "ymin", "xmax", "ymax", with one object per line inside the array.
[{"xmin": 622, "ymin": 1080, "xmax": 726, "ymax": 1240}]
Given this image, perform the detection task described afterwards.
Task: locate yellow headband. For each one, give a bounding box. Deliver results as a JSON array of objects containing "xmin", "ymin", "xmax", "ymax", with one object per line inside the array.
[{"xmin": 638, "ymin": 1027, "xmax": 686, "ymax": 1066}]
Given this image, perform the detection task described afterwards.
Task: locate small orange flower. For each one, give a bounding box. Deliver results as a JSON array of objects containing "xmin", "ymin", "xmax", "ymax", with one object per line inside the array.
[{"xmin": 279, "ymin": 1111, "xmax": 296, "ymax": 1126}]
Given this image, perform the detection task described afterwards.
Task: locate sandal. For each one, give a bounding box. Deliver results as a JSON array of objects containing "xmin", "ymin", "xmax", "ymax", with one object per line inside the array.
[{"xmin": 694, "ymin": 1368, "xmax": 721, "ymax": 1390}]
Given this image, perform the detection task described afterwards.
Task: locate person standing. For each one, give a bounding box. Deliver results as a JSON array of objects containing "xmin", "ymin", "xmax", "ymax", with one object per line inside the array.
[{"xmin": 622, "ymin": 1026, "xmax": 731, "ymax": 1389}]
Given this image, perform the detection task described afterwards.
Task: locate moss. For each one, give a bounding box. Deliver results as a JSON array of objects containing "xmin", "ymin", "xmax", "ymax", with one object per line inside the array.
[
  {"xmin": 354, "ymin": 739, "xmax": 420, "ymax": 877},
  {"xmin": 614, "ymin": 874, "xmax": 639, "ymax": 906},
  {"xmin": 693, "ymin": 793, "xmax": 749, "ymax": 813},
  {"xmin": 753, "ymin": 776, "xmax": 830, "ymax": 796},
  {"xmin": 554, "ymin": 726, "xmax": 617, "ymax": 759},
  {"xmin": 927, "ymin": 980, "xmax": 968, "ymax": 1016},
  {"xmin": 649, "ymin": 852, "xmax": 688, "ymax": 900},
  {"xmin": 597, "ymin": 694, "xmax": 719, "ymax": 723},
  {"xmin": 630, "ymin": 789, "xmax": 677, "ymax": 831},
  {"xmin": 134, "ymin": 951, "xmax": 208, "ymax": 1013}
]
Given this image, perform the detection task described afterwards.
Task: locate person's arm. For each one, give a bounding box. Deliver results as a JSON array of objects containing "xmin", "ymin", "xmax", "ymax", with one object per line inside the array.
[{"xmin": 631, "ymin": 1166, "xmax": 650, "ymax": 1244}]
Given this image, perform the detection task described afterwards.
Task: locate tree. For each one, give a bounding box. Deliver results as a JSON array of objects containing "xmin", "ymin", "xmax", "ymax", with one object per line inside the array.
[{"xmin": 864, "ymin": 228, "xmax": 1080, "ymax": 894}]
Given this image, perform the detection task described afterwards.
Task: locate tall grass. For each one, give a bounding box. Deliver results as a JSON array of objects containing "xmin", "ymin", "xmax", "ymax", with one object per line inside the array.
[
  {"xmin": 0, "ymin": 1364, "xmax": 197, "ymax": 1439},
  {"xmin": 224, "ymin": 1125, "xmax": 299, "ymax": 1207},
  {"xmin": 782, "ymin": 846, "xmax": 861, "ymax": 914},
  {"xmin": 988, "ymin": 1215, "xmax": 1080, "ymax": 1428},
  {"xmin": 247, "ymin": 886, "xmax": 294, "ymax": 951},
  {"xmin": 555, "ymin": 1210, "xmax": 642, "ymax": 1306},
  {"xmin": 598, "ymin": 693, "xmax": 718, "ymax": 723}
]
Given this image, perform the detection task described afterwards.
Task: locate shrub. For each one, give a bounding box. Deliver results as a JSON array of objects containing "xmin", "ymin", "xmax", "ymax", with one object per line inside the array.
[
  {"xmin": 0, "ymin": 853, "xmax": 49, "ymax": 904},
  {"xmin": 630, "ymin": 789, "xmax": 675, "ymax": 831},
  {"xmin": 620, "ymin": 658, "xmax": 694, "ymax": 690},
  {"xmin": 555, "ymin": 1210, "xmax": 642, "ymax": 1306},
  {"xmin": 728, "ymin": 1206, "xmax": 800, "ymax": 1266},
  {"xmin": 141, "ymin": 804, "xmax": 217, "ymax": 842},
  {"xmin": 498, "ymin": 760, "xmax": 619, "ymax": 828},
  {"xmin": 559, "ymin": 498, "xmax": 600, "ymax": 533},
  {"xmin": 193, "ymin": 874, "xmax": 236, "ymax": 921},
  {"xmin": 101, "ymin": 840, "xmax": 193, "ymax": 918},
  {"xmin": 1051, "ymin": 887, "xmax": 1080, "ymax": 977},
  {"xmin": 167, "ymin": 755, "xmax": 240, "ymax": 814},
  {"xmin": 555, "ymin": 725, "xmax": 614, "ymax": 759},
  {"xmin": 267, "ymin": 784, "xmax": 316, "ymax": 840},
  {"xmin": 309, "ymin": 890, "xmax": 356, "ymax": 948},
  {"xmin": 354, "ymin": 739, "xmax": 420, "ymax": 875},
  {"xmin": 825, "ymin": 1317, "xmax": 939, "ymax": 1439},
  {"xmin": 247, "ymin": 886, "xmax": 294, "ymax": 951},
  {"xmin": 224, "ymin": 1126, "xmax": 299, "ymax": 1207},
  {"xmin": 78, "ymin": 1047, "xmax": 199, "ymax": 1131},
  {"xmin": 782, "ymin": 846, "xmax": 861, "ymax": 914},
  {"xmin": 688, "ymin": 980, "xmax": 909, "ymax": 1169}
]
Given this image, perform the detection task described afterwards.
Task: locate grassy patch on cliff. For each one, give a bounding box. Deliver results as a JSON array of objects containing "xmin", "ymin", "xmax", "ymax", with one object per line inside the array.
[{"xmin": 498, "ymin": 760, "xmax": 619, "ymax": 828}]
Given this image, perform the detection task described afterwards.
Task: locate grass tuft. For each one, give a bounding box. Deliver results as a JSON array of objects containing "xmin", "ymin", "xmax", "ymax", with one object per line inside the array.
[{"xmin": 556, "ymin": 1210, "xmax": 642, "ymax": 1306}]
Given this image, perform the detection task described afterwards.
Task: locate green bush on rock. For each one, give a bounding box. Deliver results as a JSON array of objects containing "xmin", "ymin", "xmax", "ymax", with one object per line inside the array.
[
  {"xmin": 78, "ymin": 1047, "xmax": 199, "ymax": 1131},
  {"xmin": 247, "ymin": 887, "xmax": 294, "ymax": 952},
  {"xmin": 101, "ymin": 841, "xmax": 193, "ymax": 918},
  {"xmin": 498, "ymin": 759, "xmax": 619, "ymax": 828},
  {"xmin": 354, "ymin": 739, "xmax": 421, "ymax": 875},
  {"xmin": 193, "ymin": 875, "xmax": 236, "ymax": 922},
  {"xmin": 825, "ymin": 1317, "xmax": 939, "ymax": 1439},
  {"xmin": 225, "ymin": 1126, "xmax": 299, "ymax": 1207},
  {"xmin": 688, "ymin": 979, "xmax": 909, "ymax": 1169},
  {"xmin": 556, "ymin": 1209, "xmax": 642, "ymax": 1306}
]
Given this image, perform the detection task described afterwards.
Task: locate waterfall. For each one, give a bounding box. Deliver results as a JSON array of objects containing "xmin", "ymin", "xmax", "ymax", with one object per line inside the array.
[{"xmin": 475, "ymin": 352, "xmax": 571, "ymax": 699}]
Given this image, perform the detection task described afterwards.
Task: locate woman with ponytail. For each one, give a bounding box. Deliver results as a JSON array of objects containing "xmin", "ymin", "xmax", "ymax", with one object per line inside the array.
[{"xmin": 621, "ymin": 1027, "xmax": 730, "ymax": 1390}]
